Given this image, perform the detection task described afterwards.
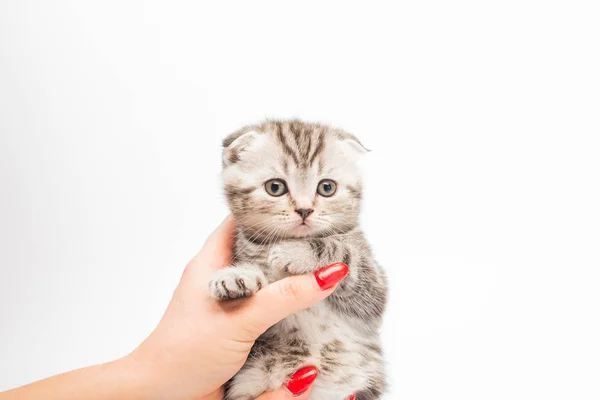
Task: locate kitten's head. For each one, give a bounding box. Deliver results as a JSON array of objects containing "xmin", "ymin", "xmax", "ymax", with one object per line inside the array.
[{"xmin": 222, "ymin": 120, "xmax": 367, "ymax": 241}]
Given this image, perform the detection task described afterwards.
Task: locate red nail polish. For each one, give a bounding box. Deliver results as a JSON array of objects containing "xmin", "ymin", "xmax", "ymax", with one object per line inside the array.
[
  {"xmin": 314, "ymin": 262, "xmax": 349, "ymax": 290},
  {"xmin": 348, "ymin": 393, "xmax": 357, "ymax": 400},
  {"xmin": 285, "ymin": 366, "xmax": 318, "ymax": 396}
]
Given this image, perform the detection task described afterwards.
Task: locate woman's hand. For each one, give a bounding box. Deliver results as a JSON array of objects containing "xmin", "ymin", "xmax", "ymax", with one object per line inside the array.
[
  {"xmin": 0, "ymin": 215, "xmax": 349, "ymax": 400},
  {"xmin": 128, "ymin": 216, "xmax": 349, "ymax": 399}
]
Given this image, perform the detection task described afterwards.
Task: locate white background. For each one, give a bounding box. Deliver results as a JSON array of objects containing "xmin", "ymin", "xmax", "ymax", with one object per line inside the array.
[{"xmin": 1, "ymin": 1, "xmax": 599, "ymax": 399}]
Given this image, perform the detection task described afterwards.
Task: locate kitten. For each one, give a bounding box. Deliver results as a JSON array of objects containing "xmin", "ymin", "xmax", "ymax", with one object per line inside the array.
[{"xmin": 209, "ymin": 120, "xmax": 388, "ymax": 400}]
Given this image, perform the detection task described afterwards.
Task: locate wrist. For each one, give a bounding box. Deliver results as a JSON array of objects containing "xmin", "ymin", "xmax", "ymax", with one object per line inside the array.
[
  {"xmin": 110, "ymin": 355, "xmax": 158, "ymax": 400},
  {"xmin": 124, "ymin": 346, "xmax": 217, "ymax": 400}
]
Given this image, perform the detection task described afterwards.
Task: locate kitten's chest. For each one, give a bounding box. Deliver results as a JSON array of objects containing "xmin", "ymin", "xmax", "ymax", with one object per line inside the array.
[{"xmin": 273, "ymin": 303, "xmax": 366, "ymax": 346}]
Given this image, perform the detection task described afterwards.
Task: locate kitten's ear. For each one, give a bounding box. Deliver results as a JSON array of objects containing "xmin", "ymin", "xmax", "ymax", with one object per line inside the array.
[
  {"xmin": 338, "ymin": 132, "xmax": 370, "ymax": 156},
  {"xmin": 222, "ymin": 129, "xmax": 262, "ymax": 166}
]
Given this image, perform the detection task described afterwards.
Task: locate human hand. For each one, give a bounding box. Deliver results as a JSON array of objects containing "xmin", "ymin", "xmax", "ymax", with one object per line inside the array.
[{"xmin": 127, "ymin": 216, "xmax": 349, "ymax": 400}]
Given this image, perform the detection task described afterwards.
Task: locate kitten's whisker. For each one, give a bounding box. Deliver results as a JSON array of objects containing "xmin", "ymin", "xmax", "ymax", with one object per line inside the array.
[
  {"xmin": 262, "ymin": 225, "xmax": 284, "ymax": 266},
  {"xmin": 227, "ymin": 220, "xmax": 279, "ymax": 265},
  {"xmin": 250, "ymin": 224, "xmax": 284, "ymax": 265},
  {"xmin": 245, "ymin": 221, "xmax": 280, "ymax": 259}
]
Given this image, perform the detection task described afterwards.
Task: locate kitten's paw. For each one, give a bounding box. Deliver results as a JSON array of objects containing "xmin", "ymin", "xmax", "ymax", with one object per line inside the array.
[
  {"xmin": 208, "ymin": 267, "xmax": 267, "ymax": 301},
  {"xmin": 268, "ymin": 241, "xmax": 314, "ymax": 274}
]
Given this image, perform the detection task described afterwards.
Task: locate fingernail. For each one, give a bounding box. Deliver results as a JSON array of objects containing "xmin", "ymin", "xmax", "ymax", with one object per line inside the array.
[
  {"xmin": 348, "ymin": 394, "xmax": 357, "ymax": 400},
  {"xmin": 285, "ymin": 366, "xmax": 318, "ymax": 396},
  {"xmin": 314, "ymin": 262, "xmax": 349, "ymax": 290}
]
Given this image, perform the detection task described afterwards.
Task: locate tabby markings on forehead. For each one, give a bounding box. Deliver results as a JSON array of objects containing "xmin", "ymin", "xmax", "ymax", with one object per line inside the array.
[
  {"xmin": 276, "ymin": 122, "xmax": 300, "ymax": 165},
  {"xmin": 309, "ymin": 130, "xmax": 326, "ymax": 166},
  {"xmin": 274, "ymin": 121, "xmax": 328, "ymax": 170},
  {"xmin": 304, "ymin": 135, "xmax": 313, "ymax": 161},
  {"xmin": 289, "ymin": 122, "xmax": 313, "ymax": 165}
]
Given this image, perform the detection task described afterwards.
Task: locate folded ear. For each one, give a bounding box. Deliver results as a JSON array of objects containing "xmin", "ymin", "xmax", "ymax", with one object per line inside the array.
[
  {"xmin": 222, "ymin": 129, "xmax": 263, "ymax": 166},
  {"xmin": 338, "ymin": 132, "xmax": 370, "ymax": 156}
]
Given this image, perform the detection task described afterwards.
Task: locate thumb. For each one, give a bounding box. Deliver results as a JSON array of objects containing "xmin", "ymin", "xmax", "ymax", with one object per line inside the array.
[{"xmin": 242, "ymin": 262, "xmax": 349, "ymax": 337}]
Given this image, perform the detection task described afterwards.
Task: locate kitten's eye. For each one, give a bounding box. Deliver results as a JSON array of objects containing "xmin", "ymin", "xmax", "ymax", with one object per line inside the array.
[
  {"xmin": 265, "ymin": 179, "xmax": 288, "ymax": 197},
  {"xmin": 317, "ymin": 179, "xmax": 337, "ymax": 197}
]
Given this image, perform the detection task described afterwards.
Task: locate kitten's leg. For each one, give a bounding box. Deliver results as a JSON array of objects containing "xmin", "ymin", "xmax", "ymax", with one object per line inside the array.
[
  {"xmin": 356, "ymin": 381, "xmax": 385, "ymax": 400},
  {"xmin": 225, "ymin": 334, "xmax": 309, "ymax": 400},
  {"xmin": 208, "ymin": 262, "xmax": 268, "ymax": 301},
  {"xmin": 267, "ymin": 234, "xmax": 364, "ymax": 275},
  {"xmin": 268, "ymin": 235, "xmax": 388, "ymax": 323}
]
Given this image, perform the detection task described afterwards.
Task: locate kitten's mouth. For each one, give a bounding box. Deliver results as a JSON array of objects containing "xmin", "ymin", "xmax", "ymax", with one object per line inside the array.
[{"xmin": 289, "ymin": 220, "xmax": 315, "ymax": 237}]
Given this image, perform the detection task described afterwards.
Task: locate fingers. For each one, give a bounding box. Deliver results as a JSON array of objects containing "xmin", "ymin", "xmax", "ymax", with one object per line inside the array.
[
  {"xmin": 256, "ymin": 366, "xmax": 317, "ymax": 399},
  {"xmin": 241, "ymin": 263, "xmax": 349, "ymax": 337}
]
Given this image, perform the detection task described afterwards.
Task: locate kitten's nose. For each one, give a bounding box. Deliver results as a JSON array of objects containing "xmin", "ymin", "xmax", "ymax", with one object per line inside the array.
[{"xmin": 295, "ymin": 208, "xmax": 314, "ymax": 221}]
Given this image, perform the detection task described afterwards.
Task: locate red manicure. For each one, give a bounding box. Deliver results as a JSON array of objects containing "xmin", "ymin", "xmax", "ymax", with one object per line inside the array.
[
  {"xmin": 285, "ymin": 366, "xmax": 318, "ymax": 396},
  {"xmin": 348, "ymin": 394, "xmax": 357, "ymax": 400},
  {"xmin": 314, "ymin": 262, "xmax": 349, "ymax": 290}
]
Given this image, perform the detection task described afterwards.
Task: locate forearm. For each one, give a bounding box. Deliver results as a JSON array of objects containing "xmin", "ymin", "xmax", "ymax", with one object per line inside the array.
[
  {"xmin": 313, "ymin": 236, "xmax": 388, "ymax": 322},
  {"xmin": 0, "ymin": 356, "xmax": 152, "ymax": 400}
]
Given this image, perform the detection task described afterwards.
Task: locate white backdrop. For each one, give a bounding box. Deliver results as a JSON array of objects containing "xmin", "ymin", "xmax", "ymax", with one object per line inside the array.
[{"xmin": 1, "ymin": 1, "xmax": 599, "ymax": 399}]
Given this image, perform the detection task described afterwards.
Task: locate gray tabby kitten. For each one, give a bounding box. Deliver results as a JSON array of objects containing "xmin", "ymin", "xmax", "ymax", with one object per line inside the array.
[{"xmin": 209, "ymin": 120, "xmax": 388, "ymax": 400}]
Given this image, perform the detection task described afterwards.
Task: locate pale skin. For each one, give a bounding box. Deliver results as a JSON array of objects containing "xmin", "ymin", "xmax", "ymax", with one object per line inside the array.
[{"xmin": 0, "ymin": 216, "xmax": 347, "ymax": 400}]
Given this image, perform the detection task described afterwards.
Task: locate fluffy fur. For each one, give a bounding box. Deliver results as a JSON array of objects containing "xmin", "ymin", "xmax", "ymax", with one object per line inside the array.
[{"xmin": 209, "ymin": 120, "xmax": 388, "ymax": 399}]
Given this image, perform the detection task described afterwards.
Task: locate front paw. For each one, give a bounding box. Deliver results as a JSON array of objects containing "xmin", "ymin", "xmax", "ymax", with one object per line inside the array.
[
  {"xmin": 208, "ymin": 267, "xmax": 267, "ymax": 301},
  {"xmin": 268, "ymin": 241, "xmax": 314, "ymax": 274}
]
